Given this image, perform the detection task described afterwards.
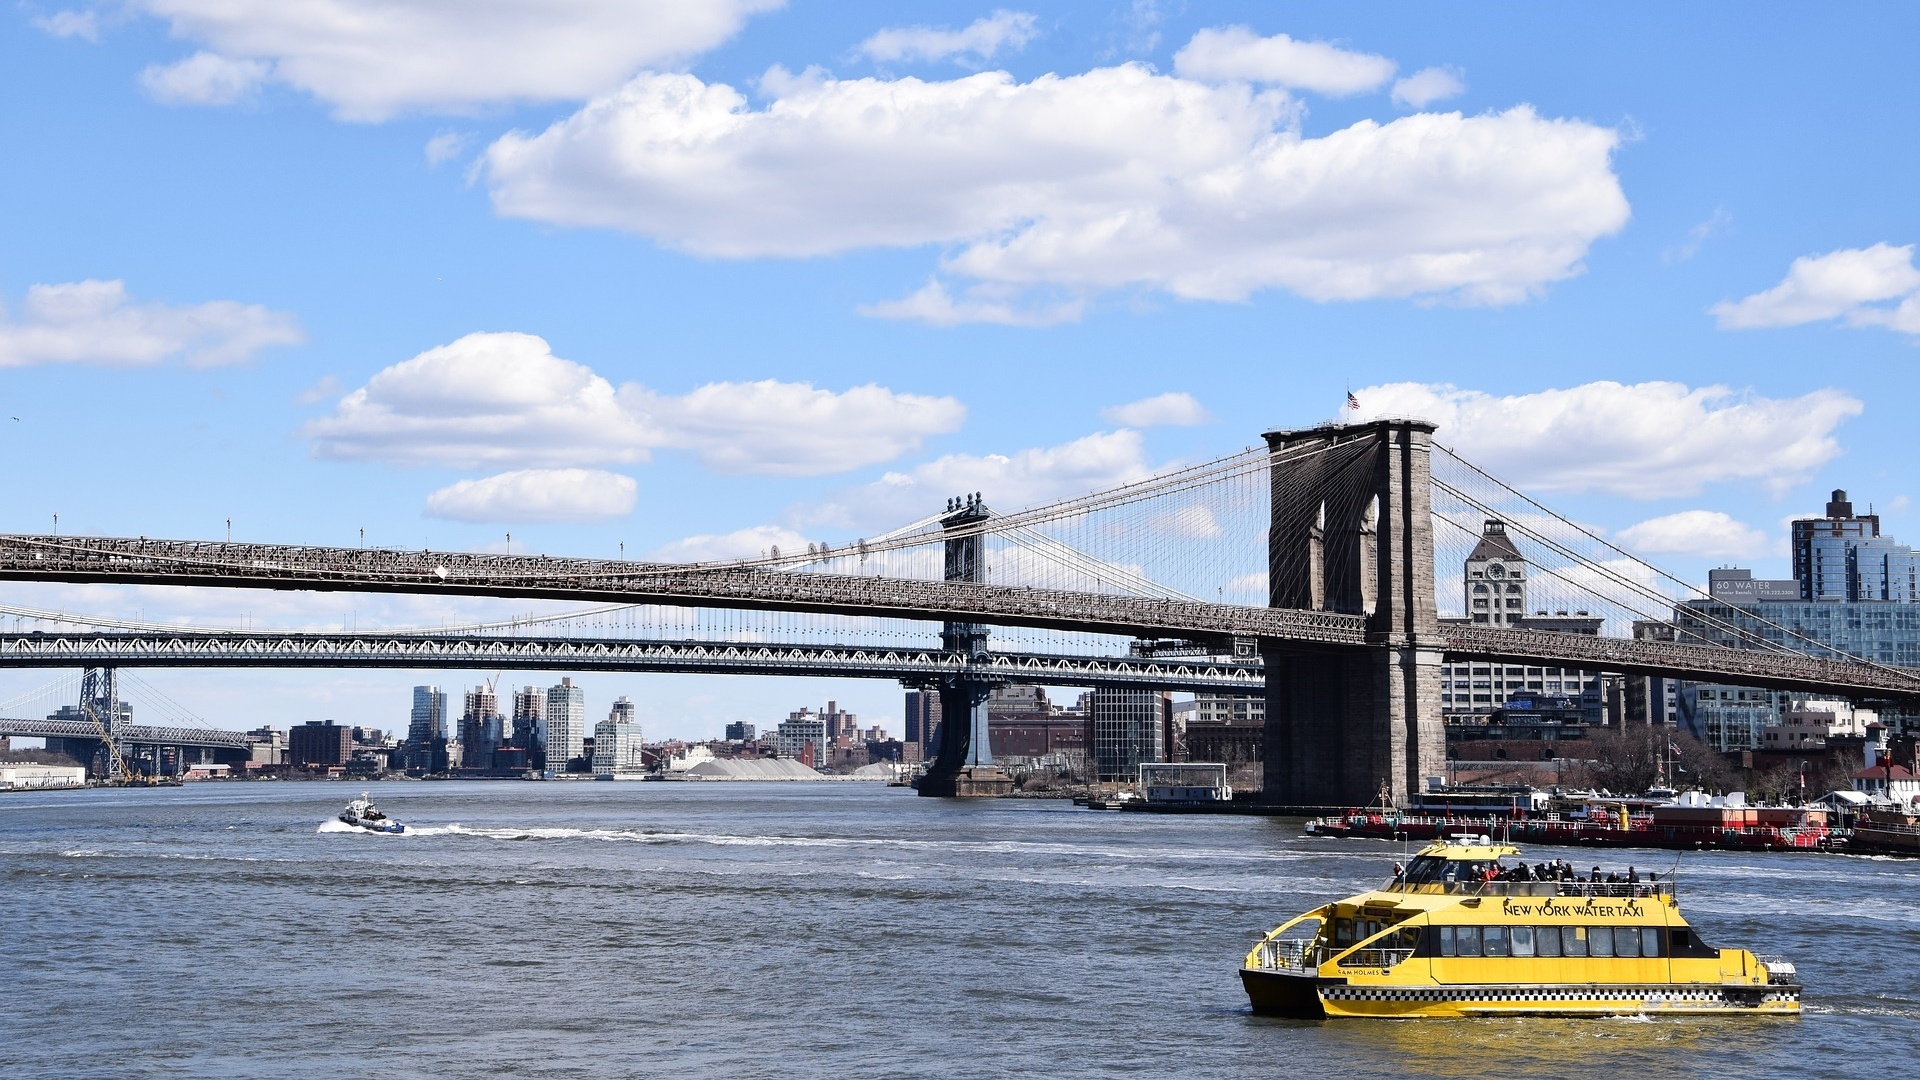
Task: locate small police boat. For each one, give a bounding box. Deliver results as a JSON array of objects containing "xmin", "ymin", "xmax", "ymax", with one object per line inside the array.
[{"xmin": 338, "ymin": 792, "xmax": 405, "ymax": 834}]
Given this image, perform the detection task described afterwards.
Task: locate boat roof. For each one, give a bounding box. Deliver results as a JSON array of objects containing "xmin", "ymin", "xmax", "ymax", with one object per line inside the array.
[{"xmin": 1414, "ymin": 837, "xmax": 1522, "ymax": 861}]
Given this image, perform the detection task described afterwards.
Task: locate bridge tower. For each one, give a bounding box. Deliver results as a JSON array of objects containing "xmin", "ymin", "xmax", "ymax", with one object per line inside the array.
[
  {"xmin": 79, "ymin": 666, "xmax": 129, "ymax": 780},
  {"xmin": 918, "ymin": 494, "xmax": 1015, "ymax": 798},
  {"xmin": 1261, "ymin": 419, "xmax": 1445, "ymax": 807}
]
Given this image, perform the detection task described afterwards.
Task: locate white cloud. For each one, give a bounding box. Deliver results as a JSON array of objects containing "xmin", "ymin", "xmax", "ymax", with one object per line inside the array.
[
  {"xmin": 856, "ymin": 10, "xmax": 1039, "ymax": 66},
  {"xmin": 1172, "ymin": 27, "xmax": 1395, "ymax": 95},
  {"xmin": 484, "ymin": 63, "xmax": 1627, "ymax": 318},
  {"xmin": 140, "ymin": 51, "xmax": 269, "ymax": 105},
  {"xmin": 0, "ymin": 279, "xmax": 303, "ymax": 367},
  {"xmin": 857, "ymin": 280, "xmax": 1084, "ymax": 327},
  {"xmin": 425, "ymin": 468, "xmax": 636, "ymax": 523},
  {"xmin": 33, "ymin": 10, "xmax": 99, "ymax": 40},
  {"xmin": 304, "ymin": 331, "xmax": 964, "ymax": 475},
  {"xmin": 625, "ymin": 379, "xmax": 967, "ymax": 477},
  {"xmin": 1711, "ymin": 243, "xmax": 1920, "ymax": 333},
  {"xmin": 1355, "ymin": 380, "xmax": 1863, "ymax": 497},
  {"xmin": 1391, "ymin": 66, "xmax": 1465, "ymax": 108},
  {"xmin": 650, "ymin": 524, "xmax": 811, "ymax": 563},
  {"xmin": 800, "ymin": 429, "xmax": 1154, "ymax": 530},
  {"xmin": 122, "ymin": 0, "xmax": 784, "ymax": 120},
  {"xmin": 1663, "ymin": 207, "xmax": 1731, "ymax": 264},
  {"xmin": 1101, "ymin": 391, "xmax": 1212, "ymax": 427},
  {"xmin": 306, "ymin": 332, "xmax": 647, "ymax": 469},
  {"xmin": 424, "ymin": 131, "xmax": 471, "ymax": 167},
  {"xmin": 1617, "ymin": 510, "xmax": 1778, "ymax": 560}
]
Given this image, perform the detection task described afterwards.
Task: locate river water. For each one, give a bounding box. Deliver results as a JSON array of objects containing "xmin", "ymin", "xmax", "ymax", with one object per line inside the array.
[{"xmin": 2, "ymin": 781, "xmax": 1914, "ymax": 1079}]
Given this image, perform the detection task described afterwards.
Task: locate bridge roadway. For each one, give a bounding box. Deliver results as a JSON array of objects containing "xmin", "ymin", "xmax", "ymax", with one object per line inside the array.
[
  {"xmin": 0, "ymin": 717, "xmax": 250, "ymax": 749},
  {"xmin": 0, "ymin": 630, "xmax": 1264, "ymax": 692},
  {"xmin": 4, "ymin": 534, "xmax": 1920, "ymax": 701}
]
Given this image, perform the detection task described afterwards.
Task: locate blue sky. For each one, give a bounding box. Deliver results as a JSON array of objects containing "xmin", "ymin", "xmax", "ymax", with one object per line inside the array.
[{"xmin": 2, "ymin": 2, "xmax": 1917, "ymax": 739}]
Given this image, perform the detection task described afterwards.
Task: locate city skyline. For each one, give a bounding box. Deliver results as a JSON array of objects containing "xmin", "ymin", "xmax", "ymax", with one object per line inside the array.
[{"xmin": 2, "ymin": 4, "xmax": 1917, "ymax": 738}]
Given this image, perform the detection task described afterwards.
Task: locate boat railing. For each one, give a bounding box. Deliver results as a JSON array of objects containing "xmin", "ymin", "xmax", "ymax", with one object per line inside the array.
[
  {"xmin": 1251, "ymin": 939, "xmax": 1331, "ymax": 972},
  {"xmin": 1395, "ymin": 879, "xmax": 1676, "ymax": 899},
  {"xmin": 1334, "ymin": 947, "xmax": 1414, "ymax": 970}
]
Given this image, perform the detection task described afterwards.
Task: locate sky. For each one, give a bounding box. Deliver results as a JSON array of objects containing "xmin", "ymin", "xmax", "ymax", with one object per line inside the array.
[{"xmin": 2, "ymin": 2, "xmax": 1918, "ymax": 740}]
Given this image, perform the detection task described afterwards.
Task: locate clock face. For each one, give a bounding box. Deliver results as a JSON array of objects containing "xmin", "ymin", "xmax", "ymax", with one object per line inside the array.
[{"xmin": 1486, "ymin": 562, "xmax": 1506, "ymax": 579}]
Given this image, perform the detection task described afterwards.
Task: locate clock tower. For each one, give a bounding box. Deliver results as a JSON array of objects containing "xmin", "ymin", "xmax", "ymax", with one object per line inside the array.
[{"xmin": 1464, "ymin": 519, "xmax": 1527, "ymax": 627}]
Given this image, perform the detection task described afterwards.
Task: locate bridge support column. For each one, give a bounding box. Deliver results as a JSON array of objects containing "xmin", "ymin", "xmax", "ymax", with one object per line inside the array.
[
  {"xmin": 919, "ymin": 494, "xmax": 1013, "ymax": 798},
  {"xmin": 1261, "ymin": 420, "xmax": 1445, "ymax": 807}
]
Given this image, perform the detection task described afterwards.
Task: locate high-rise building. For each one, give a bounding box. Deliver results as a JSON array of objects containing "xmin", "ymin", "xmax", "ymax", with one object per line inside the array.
[
  {"xmin": 290, "ymin": 720, "xmax": 353, "ymax": 769},
  {"xmin": 461, "ymin": 687, "xmax": 501, "ymax": 771},
  {"xmin": 512, "ymin": 685, "xmax": 546, "ymax": 768},
  {"xmin": 724, "ymin": 721, "xmax": 756, "ymax": 742},
  {"xmin": 903, "ymin": 689, "xmax": 941, "ymax": 764},
  {"xmin": 546, "ymin": 678, "xmax": 587, "ymax": 775},
  {"xmin": 1673, "ymin": 490, "xmax": 1920, "ymax": 747},
  {"xmin": 818, "ymin": 700, "xmax": 857, "ymax": 742},
  {"xmin": 406, "ymin": 685, "xmax": 449, "ymax": 773},
  {"xmin": 1791, "ymin": 489, "xmax": 1920, "ymax": 601},
  {"xmin": 771, "ymin": 712, "xmax": 826, "ymax": 765},
  {"xmin": 593, "ymin": 696, "xmax": 644, "ymax": 778},
  {"xmin": 1090, "ymin": 687, "xmax": 1169, "ymax": 782}
]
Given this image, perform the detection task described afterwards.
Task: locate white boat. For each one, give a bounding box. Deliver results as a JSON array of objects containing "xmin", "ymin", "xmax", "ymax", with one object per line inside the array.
[{"xmin": 338, "ymin": 792, "xmax": 405, "ymax": 834}]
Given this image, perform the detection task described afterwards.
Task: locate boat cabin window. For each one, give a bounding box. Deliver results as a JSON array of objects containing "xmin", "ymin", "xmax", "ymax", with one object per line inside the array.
[
  {"xmin": 1433, "ymin": 925, "xmax": 1664, "ymax": 959},
  {"xmin": 1403, "ymin": 856, "xmax": 1449, "ymax": 885},
  {"xmin": 1334, "ymin": 919, "xmax": 1354, "ymax": 946}
]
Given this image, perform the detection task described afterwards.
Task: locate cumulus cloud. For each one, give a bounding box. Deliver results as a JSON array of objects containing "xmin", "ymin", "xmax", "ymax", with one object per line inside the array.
[
  {"xmin": 1172, "ymin": 27, "xmax": 1394, "ymax": 94},
  {"xmin": 1391, "ymin": 66, "xmax": 1465, "ymax": 108},
  {"xmin": 483, "ymin": 61, "xmax": 1626, "ymax": 320},
  {"xmin": 856, "ymin": 10, "xmax": 1039, "ymax": 66},
  {"xmin": 1711, "ymin": 243, "xmax": 1920, "ymax": 336},
  {"xmin": 800, "ymin": 429, "xmax": 1154, "ymax": 530},
  {"xmin": 425, "ymin": 468, "xmax": 636, "ymax": 523},
  {"xmin": 119, "ymin": 0, "xmax": 783, "ymax": 120},
  {"xmin": 1354, "ymin": 380, "xmax": 1862, "ymax": 497},
  {"xmin": 304, "ymin": 331, "xmax": 964, "ymax": 476},
  {"xmin": 0, "ymin": 279, "xmax": 303, "ymax": 367},
  {"xmin": 140, "ymin": 51, "xmax": 269, "ymax": 105},
  {"xmin": 1617, "ymin": 510, "xmax": 1778, "ymax": 560},
  {"xmin": 1101, "ymin": 392, "xmax": 1212, "ymax": 427}
]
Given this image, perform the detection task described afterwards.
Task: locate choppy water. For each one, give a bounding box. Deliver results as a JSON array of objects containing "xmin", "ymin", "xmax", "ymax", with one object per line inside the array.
[{"xmin": 3, "ymin": 781, "xmax": 1915, "ymax": 1079}]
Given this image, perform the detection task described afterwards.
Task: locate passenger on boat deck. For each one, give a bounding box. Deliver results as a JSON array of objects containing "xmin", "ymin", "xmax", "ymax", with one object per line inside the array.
[
  {"xmin": 1591, "ymin": 866, "xmax": 1603, "ymax": 883},
  {"xmin": 1627, "ymin": 866, "xmax": 1640, "ymax": 883},
  {"xmin": 1392, "ymin": 862, "xmax": 1405, "ymax": 882}
]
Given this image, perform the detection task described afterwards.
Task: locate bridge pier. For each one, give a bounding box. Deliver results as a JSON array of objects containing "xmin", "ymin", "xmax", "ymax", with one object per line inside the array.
[
  {"xmin": 1261, "ymin": 420, "xmax": 1445, "ymax": 807},
  {"xmin": 919, "ymin": 495, "xmax": 1014, "ymax": 798}
]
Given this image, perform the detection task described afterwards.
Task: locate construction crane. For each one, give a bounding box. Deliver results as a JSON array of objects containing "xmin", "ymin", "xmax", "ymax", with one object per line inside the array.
[{"xmin": 81, "ymin": 700, "xmax": 139, "ymax": 785}]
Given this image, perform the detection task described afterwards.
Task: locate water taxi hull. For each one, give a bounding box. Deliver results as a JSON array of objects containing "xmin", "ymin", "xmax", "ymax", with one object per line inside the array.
[{"xmin": 1242, "ymin": 969, "xmax": 1799, "ymax": 1019}]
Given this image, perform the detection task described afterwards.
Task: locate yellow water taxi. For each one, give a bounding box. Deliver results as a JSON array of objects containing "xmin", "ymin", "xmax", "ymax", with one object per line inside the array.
[{"xmin": 1242, "ymin": 837, "xmax": 1799, "ymax": 1018}]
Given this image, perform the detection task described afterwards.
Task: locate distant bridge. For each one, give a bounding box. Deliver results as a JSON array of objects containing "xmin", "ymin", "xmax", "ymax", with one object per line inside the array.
[
  {"xmin": 0, "ymin": 630, "xmax": 1264, "ymax": 692},
  {"xmin": 0, "ymin": 717, "xmax": 249, "ymax": 750}
]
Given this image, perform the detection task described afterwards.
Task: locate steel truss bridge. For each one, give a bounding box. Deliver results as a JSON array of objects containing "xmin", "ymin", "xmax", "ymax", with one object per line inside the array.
[
  {"xmin": 0, "ymin": 534, "xmax": 1915, "ymax": 701},
  {"xmin": 0, "ymin": 630, "xmax": 1264, "ymax": 692},
  {"xmin": 0, "ymin": 716, "xmax": 249, "ymax": 750}
]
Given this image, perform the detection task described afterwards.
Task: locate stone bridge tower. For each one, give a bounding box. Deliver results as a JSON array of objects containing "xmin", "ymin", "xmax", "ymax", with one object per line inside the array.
[{"xmin": 1261, "ymin": 419, "xmax": 1444, "ymax": 807}]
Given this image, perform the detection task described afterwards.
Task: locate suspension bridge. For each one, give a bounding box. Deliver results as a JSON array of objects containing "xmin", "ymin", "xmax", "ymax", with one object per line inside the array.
[{"xmin": 1, "ymin": 419, "xmax": 1913, "ymax": 801}]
